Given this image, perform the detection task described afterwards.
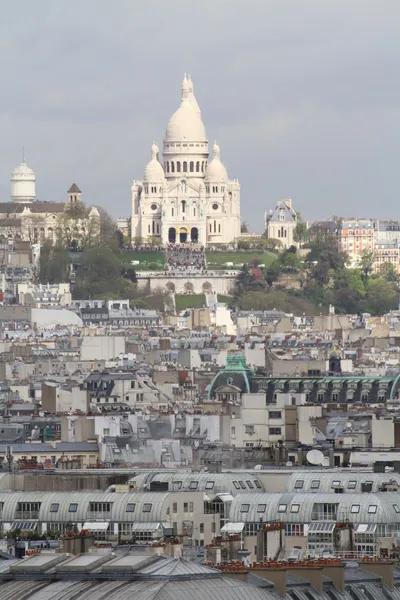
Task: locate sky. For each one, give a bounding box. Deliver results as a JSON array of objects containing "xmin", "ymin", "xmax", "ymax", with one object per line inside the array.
[{"xmin": 0, "ymin": 0, "xmax": 400, "ymax": 231}]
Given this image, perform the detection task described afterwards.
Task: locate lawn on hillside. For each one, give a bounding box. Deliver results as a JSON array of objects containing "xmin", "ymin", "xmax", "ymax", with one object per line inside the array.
[
  {"xmin": 121, "ymin": 250, "xmax": 165, "ymax": 269},
  {"xmin": 175, "ymin": 294, "xmax": 207, "ymax": 310},
  {"xmin": 121, "ymin": 249, "xmax": 277, "ymax": 271},
  {"xmin": 206, "ymin": 251, "xmax": 276, "ymax": 269}
]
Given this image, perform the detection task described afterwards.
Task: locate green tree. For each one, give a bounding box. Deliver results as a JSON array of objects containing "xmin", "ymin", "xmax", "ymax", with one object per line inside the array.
[
  {"xmin": 380, "ymin": 262, "xmax": 398, "ymax": 282},
  {"xmin": 265, "ymin": 261, "xmax": 282, "ymax": 286},
  {"xmin": 264, "ymin": 238, "xmax": 283, "ymax": 251},
  {"xmin": 293, "ymin": 222, "xmax": 309, "ymax": 247},
  {"xmin": 39, "ymin": 240, "xmax": 70, "ymax": 284},
  {"xmin": 359, "ymin": 250, "xmax": 375, "ymax": 279},
  {"xmin": 73, "ymin": 245, "xmax": 126, "ymax": 298},
  {"xmin": 361, "ymin": 278, "xmax": 398, "ymax": 315}
]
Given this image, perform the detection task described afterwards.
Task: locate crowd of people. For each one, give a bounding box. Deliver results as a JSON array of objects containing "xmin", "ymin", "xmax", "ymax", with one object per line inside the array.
[{"xmin": 166, "ymin": 244, "xmax": 207, "ymax": 272}]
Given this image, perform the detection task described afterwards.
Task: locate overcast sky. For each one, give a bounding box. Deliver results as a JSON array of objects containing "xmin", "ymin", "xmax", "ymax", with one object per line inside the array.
[{"xmin": 0, "ymin": 0, "xmax": 399, "ymax": 230}]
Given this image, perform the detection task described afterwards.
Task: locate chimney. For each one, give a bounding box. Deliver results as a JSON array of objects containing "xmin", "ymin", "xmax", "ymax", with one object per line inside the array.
[{"xmin": 359, "ymin": 560, "xmax": 394, "ymax": 590}]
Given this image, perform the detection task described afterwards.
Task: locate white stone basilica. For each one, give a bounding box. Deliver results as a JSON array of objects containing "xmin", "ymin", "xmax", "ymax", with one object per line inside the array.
[{"xmin": 131, "ymin": 75, "xmax": 241, "ymax": 245}]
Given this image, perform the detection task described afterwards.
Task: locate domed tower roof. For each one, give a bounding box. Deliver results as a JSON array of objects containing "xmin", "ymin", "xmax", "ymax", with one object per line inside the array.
[
  {"xmin": 143, "ymin": 143, "xmax": 165, "ymax": 182},
  {"xmin": 205, "ymin": 142, "xmax": 228, "ymax": 181},
  {"xmin": 11, "ymin": 156, "xmax": 36, "ymax": 203},
  {"xmin": 208, "ymin": 354, "xmax": 255, "ymax": 400},
  {"xmin": 187, "ymin": 74, "xmax": 201, "ymax": 114},
  {"xmin": 164, "ymin": 75, "xmax": 207, "ymax": 143}
]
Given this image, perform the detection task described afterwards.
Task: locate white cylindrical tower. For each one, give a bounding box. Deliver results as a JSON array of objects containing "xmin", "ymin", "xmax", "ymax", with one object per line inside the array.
[{"xmin": 11, "ymin": 160, "xmax": 36, "ymax": 203}]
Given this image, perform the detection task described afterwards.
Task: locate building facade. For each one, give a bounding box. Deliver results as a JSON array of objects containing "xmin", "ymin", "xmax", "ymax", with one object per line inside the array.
[
  {"xmin": 131, "ymin": 75, "xmax": 241, "ymax": 245},
  {"xmin": 264, "ymin": 199, "xmax": 298, "ymax": 248},
  {"xmin": 0, "ymin": 162, "xmax": 100, "ymax": 244}
]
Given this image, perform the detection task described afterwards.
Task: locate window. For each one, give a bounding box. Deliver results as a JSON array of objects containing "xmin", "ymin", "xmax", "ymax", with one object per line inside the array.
[
  {"xmin": 285, "ymin": 524, "xmax": 304, "ymax": 536},
  {"xmin": 368, "ymin": 505, "xmax": 377, "ymax": 514},
  {"xmin": 331, "ymin": 480, "xmax": 341, "ymax": 488},
  {"xmin": 257, "ymin": 504, "xmax": 266, "ymax": 513},
  {"xmin": 189, "ymin": 502, "xmax": 194, "ymax": 512},
  {"xmin": 50, "ymin": 503, "xmax": 59, "ymax": 513},
  {"xmin": 239, "ymin": 481, "xmax": 246, "ymax": 489},
  {"xmin": 246, "ymin": 480, "xmax": 254, "ymax": 489},
  {"xmin": 278, "ymin": 504, "xmax": 287, "ymax": 513},
  {"xmin": 69, "ymin": 503, "xmax": 78, "ymax": 513},
  {"xmin": 199, "ymin": 523, "xmax": 204, "ymax": 533},
  {"xmin": 205, "ymin": 481, "xmax": 215, "ymax": 490},
  {"xmin": 126, "ymin": 503, "xmax": 135, "ymax": 513},
  {"xmin": 173, "ymin": 503, "xmax": 177, "ymax": 513},
  {"xmin": 143, "ymin": 503, "xmax": 152, "ymax": 513},
  {"xmin": 269, "ymin": 411, "xmax": 282, "ymax": 419},
  {"xmin": 189, "ymin": 481, "xmax": 198, "ymax": 490},
  {"xmin": 245, "ymin": 425, "xmax": 255, "ymax": 435},
  {"xmin": 175, "ymin": 481, "xmax": 182, "ymax": 490},
  {"xmin": 311, "ymin": 503, "xmax": 338, "ymax": 521},
  {"xmin": 212, "ymin": 203, "xmax": 219, "ymax": 210},
  {"xmin": 394, "ymin": 504, "xmax": 400, "ymax": 513},
  {"xmin": 347, "ymin": 480, "xmax": 357, "ymax": 490},
  {"xmin": 233, "ymin": 481, "xmax": 240, "ymax": 489},
  {"xmin": 240, "ymin": 504, "xmax": 250, "ymax": 513},
  {"xmin": 294, "ymin": 480, "xmax": 304, "ymax": 490},
  {"xmin": 184, "ymin": 502, "xmax": 188, "ymax": 512},
  {"xmin": 291, "ymin": 504, "xmax": 300, "ymax": 513},
  {"xmin": 351, "ymin": 504, "xmax": 360, "ymax": 514},
  {"xmin": 269, "ymin": 427, "xmax": 281, "ymax": 435},
  {"xmin": 311, "ymin": 480, "xmax": 320, "ymax": 490}
]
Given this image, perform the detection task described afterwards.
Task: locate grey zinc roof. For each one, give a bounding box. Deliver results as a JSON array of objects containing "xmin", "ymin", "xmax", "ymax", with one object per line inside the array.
[
  {"xmin": 227, "ymin": 492, "xmax": 400, "ymax": 524},
  {"xmin": 129, "ymin": 471, "xmax": 264, "ymax": 496},
  {"xmin": 0, "ymin": 491, "xmax": 171, "ymax": 523},
  {"xmin": 285, "ymin": 471, "xmax": 400, "ymax": 493},
  {"xmin": 0, "ymin": 442, "xmax": 98, "ymax": 453}
]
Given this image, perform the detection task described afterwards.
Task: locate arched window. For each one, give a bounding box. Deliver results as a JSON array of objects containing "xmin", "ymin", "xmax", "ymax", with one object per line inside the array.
[
  {"xmin": 172, "ymin": 207, "xmax": 174, "ymax": 217},
  {"xmin": 196, "ymin": 161, "xmax": 200, "ymax": 172},
  {"xmin": 183, "ymin": 161, "xmax": 187, "ymax": 172},
  {"xmin": 166, "ymin": 162, "xmax": 169, "ymax": 173},
  {"xmin": 181, "ymin": 200, "xmax": 186, "ymax": 213},
  {"xmin": 201, "ymin": 161, "xmax": 205, "ymax": 172},
  {"xmin": 152, "ymin": 220, "xmax": 155, "ymax": 234},
  {"xmin": 190, "ymin": 161, "xmax": 194, "ymax": 172},
  {"xmin": 193, "ymin": 205, "xmax": 196, "ymax": 217},
  {"xmin": 171, "ymin": 162, "xmax": 175, "ymax": 173},
  {"xmin": 214, "ymin": 220, "xmax": 216, "ymax": 233},
  {"xmin": 177, "ymin": 161, "xmax": 181, "ymax": 172}
]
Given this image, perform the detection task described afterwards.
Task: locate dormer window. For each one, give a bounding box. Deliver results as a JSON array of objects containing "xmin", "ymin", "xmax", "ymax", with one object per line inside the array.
[{"xmin": 279, "ymin": 209, "xmax": 285, "ymax": 221}]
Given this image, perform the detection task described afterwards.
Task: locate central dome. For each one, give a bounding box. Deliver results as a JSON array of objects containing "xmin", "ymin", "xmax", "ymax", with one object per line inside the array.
[{"xmin": 165, "ymin": 99, "xmax": 207, "ymax": 143}]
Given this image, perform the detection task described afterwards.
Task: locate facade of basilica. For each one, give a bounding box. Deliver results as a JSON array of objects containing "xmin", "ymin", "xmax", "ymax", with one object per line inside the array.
[{"xmin": 131, "ymin": 75, "xmax": 241, "ymax": 245}]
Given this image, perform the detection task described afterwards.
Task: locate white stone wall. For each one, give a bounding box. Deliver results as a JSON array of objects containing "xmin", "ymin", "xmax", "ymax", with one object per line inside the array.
[{"xmin": 136, "ymin": 271, "xmax": 237, "ymax": 295}]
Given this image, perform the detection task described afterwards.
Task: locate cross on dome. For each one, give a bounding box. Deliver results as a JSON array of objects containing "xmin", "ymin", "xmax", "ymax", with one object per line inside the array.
[
  {"xmin": 213, "ymin": 142, "xmax": 221, "ymax": 159},
  {"xmin": 151, "ymin": 142, "xmax": 159, "ymax": 159}
]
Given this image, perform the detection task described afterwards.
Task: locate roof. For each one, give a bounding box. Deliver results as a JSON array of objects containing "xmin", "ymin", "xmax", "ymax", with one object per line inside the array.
[
  {"xmin": 0, "ymin": 202, "xmax": 66, "ymax": 214},
  {"xmin": 0, "ymin": 554, "xmax": 274, "ymax": 599},
  {"xmin": 0, "ymin": 442, "xmax": 98, "ymax": 453},
  {"xmin": 129, "ymin": 471, "xmax": 264, "ymax": 496},
  {"xmin": 227, "ymin": 492, "xmax": 400, "ymax": 525},
  {"xmin": 285, "ymin": 471, "xmax": 400, "ymax": 494},
  {"xmin": 67, "ymin": 183, "xmax": 81, "ymax": 193}
]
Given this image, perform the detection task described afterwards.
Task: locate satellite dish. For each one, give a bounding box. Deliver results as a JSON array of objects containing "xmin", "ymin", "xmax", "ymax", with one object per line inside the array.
[{"xmin": 306, "ymin": 449, "xmax": 325, "ymax": 466}]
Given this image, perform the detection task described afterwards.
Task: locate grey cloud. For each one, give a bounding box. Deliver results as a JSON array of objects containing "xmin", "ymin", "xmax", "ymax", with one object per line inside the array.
[{"xmin": 0, "ymin": 0, "xmax": 400, "ymax": 228}]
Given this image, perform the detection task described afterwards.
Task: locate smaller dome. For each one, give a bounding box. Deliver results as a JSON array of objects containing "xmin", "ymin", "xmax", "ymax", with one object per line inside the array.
[
  {"xmin": 143, "ymin": 143, "xmax": 165, "ymax": 182},
  {"xmin": 205, "ymin": 142, "xmax": 228, "ymax": 182},
  {"xmin": 12, "ymin": 161, "xmax": 35, "ymax": 178}
]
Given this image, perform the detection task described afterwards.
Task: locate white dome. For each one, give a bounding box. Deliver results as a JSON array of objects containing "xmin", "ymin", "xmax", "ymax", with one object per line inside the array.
[
  {"xmin": 12, "ymin": 161, "xmax": 35, "ymax": 178},
  {"xmin": 205, "ymin": 143, "xmax": 228, "ymax": 181},
  {"xmin": 165, "ymin": 99, "xmax": 207, "ymax": 143},
  {"xmin": 143, "ymin": 143, "xmax": 165, "ymax": 182}
]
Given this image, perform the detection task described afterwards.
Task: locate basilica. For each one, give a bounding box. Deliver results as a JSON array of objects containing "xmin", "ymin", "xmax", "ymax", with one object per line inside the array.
[{"xmin": 131, "ymin": 75, "xmax": 241, "ymax": 245}]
